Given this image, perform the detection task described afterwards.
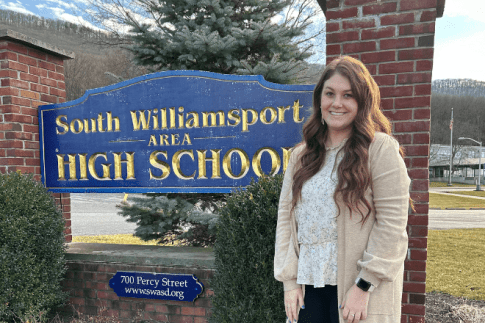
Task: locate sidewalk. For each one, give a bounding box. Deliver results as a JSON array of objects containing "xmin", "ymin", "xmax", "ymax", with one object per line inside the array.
[{"xmin": 431, "ymin": 191, "xmax": 485, "ymax": 200}]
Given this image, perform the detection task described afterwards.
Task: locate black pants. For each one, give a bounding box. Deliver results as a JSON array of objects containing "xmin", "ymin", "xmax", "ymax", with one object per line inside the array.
[{"xmin": 298, "ymin": 285, "xmax": 339, "ymax": 323}]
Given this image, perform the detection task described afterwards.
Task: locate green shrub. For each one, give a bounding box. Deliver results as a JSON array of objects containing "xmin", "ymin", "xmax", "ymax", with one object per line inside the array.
[
  {"xmin": 0, "ymin": 172, "xmax": 67, "ymax": 322},
  {"xmin": 209, "ymin": 175, "xmax": 285, "ymax": 323}
]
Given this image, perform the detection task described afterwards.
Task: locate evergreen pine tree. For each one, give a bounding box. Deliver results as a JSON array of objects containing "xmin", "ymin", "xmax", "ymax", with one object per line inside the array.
[
  {"xmin": 126, "ymin": 0, "xmax": 312, "ymax": 84},
  {"xmin": 117, "ymin": 193, "xmax": 223, "ymax": 247}
]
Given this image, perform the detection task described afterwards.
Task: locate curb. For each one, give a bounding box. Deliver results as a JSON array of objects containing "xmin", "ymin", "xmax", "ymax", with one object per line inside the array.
[
  {"xmin": 469, "ymin": 208, "xmax": 485, "ymax": 210},
  {"xmin": 445, "ymin": 208, "xmax": 466, "ymax": 210},
  {"xmin": 429, "ymin": 208, "xmax": 442, "ymax": 210}
]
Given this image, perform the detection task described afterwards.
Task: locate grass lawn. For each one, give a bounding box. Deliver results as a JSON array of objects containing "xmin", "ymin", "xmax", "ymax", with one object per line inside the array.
[
  {"xmin": 429, "ymin": 192, "xmax": 485, "ymax": 209},
  {"xmin": 427, "ymin": 228, "xmax": 485, "ymax": 301},
  {"xmin": 73, "ymin": 233, "xmax": 186, "ymax": 246},
  {"xmin": 430, "ymin": 181, "xmax": 475, "ymax": 188}
]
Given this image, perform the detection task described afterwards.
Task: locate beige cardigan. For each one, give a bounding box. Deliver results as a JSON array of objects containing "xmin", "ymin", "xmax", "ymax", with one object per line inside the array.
[{"xmin": 274, "ymin": 132, "xmax": 411, "ymax": 323}]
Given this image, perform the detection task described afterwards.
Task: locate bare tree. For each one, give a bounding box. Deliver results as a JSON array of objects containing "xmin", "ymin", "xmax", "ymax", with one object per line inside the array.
[{"xmin": 65, "ymin": 48, "xmax": 147, "ymax": 101}]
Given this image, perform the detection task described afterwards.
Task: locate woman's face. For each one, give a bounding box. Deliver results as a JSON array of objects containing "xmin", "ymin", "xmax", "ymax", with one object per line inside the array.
[{"xmin": 320, "ymin": 72, "xmax": 358, "ymax": 138}]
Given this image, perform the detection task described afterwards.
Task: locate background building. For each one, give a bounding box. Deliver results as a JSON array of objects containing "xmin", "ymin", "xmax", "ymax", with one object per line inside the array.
[{"xmin": 429, "ymin": 144, "xmax": 485, "ymax": 183}]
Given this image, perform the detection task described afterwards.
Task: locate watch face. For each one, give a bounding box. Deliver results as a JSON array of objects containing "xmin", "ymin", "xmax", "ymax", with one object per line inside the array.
[{"xmin": 358, "ymin": 279, "xmax": 370, "ymax": 290}]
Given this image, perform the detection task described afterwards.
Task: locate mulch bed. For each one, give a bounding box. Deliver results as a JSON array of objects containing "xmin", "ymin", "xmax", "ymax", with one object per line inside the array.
[{"xmin": 425, "ymin": 291, "xmax": 485, "ymax": 323}]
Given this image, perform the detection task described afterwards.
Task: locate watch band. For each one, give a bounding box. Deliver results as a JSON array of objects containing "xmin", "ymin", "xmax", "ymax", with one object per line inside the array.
[{"xmin": 355, "ymin": 278, "xmax": 375, "ymax": 292}]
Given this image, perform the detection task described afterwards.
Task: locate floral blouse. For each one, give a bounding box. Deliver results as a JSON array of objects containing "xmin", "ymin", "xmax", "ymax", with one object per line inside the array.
[{"xmin": 294, "ymin": 140, "xmax": 346, "ymax": 288}]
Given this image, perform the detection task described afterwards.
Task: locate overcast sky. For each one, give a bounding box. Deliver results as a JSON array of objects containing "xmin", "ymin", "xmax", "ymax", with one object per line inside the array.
[{"xmin": 1, "ymin": 0, "xmax": 484, "ymax": 82}]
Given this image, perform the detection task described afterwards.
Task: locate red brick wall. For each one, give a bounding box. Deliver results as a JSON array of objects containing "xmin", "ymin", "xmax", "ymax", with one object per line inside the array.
[
  {"xmin": 325, "ymin": 0, "xmax": 437, "ymax": 322},
  {"xmin": 0, "ymin": 39, "xmax": 72, "ymax": 242},
  {"xmin": 62, "ymin": 260, "xmax": 214, "ymax": 323}
]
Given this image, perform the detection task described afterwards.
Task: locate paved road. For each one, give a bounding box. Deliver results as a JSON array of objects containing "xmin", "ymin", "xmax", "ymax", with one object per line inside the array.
[
  {"xmin": 71, "ymin": 193, "xmax": 138, "ymax": 236},
  {"xmin": 70, "ymin": 192, "xmax": 485, "ymax": 236},
  {"xmin": 429, "ymin": 187, "xmax": 485, "ymax": 230},
  {"xmin": 429, "ymin": 210, "xmax": 485, "ymax": 230}
]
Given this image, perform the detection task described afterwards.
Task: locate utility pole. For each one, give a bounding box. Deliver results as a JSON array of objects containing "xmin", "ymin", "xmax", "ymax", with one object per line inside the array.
[{"xmin": 448, "ymin": 108, "xmax": 453, "ymax": 186}]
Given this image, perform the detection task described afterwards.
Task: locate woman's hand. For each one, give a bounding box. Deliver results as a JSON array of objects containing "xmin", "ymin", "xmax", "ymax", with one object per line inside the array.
[
  {"xmin": 341, "ymin": 284, "xmax": 369, "ymax": 322},
  {"xmin": 284, "ymin": 287, "xmax": 304, "ymax": 323}
]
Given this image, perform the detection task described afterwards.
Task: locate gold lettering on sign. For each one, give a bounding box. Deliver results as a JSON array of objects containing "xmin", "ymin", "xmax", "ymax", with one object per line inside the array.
[
  {"xmin": 172, "ymin": 150, "xmax": 195, "ymax": 180},
  {"xmin": 178, "ymin": 107, "xmax": 185, "ymax": 129},
  {"xmin": 170, "ymin": 107, "xmax": 176, "ymax": 129},
  {"xmin": 292, "ymin": 100, "xmax": 304, "ymax": 123},
  {"xmin": 56, "ymin": 113, "xmax": 119, "ymax": 134},
  {"xmin": 148, "ymin": 135, "xmax": 157, "ymax": 146},
  {"xmin": 130, "ymin": 110, "xmax": 151, "ymax": 131},
  {"xmin": 97, "ymin": 113, "xmax": 106, "ymax": 132},
  {"xmin": 260, "ymin": 107, "xmax": 277, "ymax": 125},
  {"xmin": 79, "ymin": 153, "xmax": 88, "ymax": 180},
  {"xmin": 57, "ymin": 152, "xmax": 135, "ymax": 181},
  {"xmin": 56, "ymin": 115, "xmax": 69, "ymax": 135},
  {"xmin": 149, "ymin": 151, "xmax": 170, "ymax": 180},
  {"xmin": 70, "ymin": 119, "xmax": 83, "ymax": 134},
  {"xmin": 107, "ymin": 112, "xmax": 120, "ymax": 132},
  {"xmin": 57, "ymin": 154, "xmax": 77, "ymax": 180},
  {"xmin": 152, "ymin": 109, "xmax": 159, "ymax": 130},
  {"xmin": 241, "ymin": 109, "xmax": 258, "ymax": 132},
  {"xmin": 160, "ymin": 108, "xmax": 168, "ymax": 130},
  {"xmin": 127, "ymin": 100, "xmax": 302, "ymax": 132},
  {"xmin": 227, "ymin": 109, "xmax": 240, "ymax": 126},
  {"xmin": 222, "ymin": 148, "xmax": 250, "ymax": 179},
  {"xmin": 160, "ymin": 134, "xmax": 170, "ymax": 146},
  {"xmin": 278, "ymin": 106, "xmax": 291, "ymax": 123},
  {"xmin": 181, "ymin": 133, "xmax": 192, "ymax": 145},
  {"xmin": 202, "ymin": 111, "xmax": 225, "ymax": 127},
  {"xmin": 148, "ymin": 133, "xmax": 192, "ymax": 146},
  {"xmin": 252, "ymin": 147, "xmax": 281, "ymax": 177},
  {"xmin": 185, "ymin": 112, "xmax": 200, "ymax": 129},
  {"xmin": 113, "ymin": 152, "xmax": 135, "ymax": 180},
  {"xmin": 83, "ymin": 119, "xmax": 96, "ymax": 133},
  {"xmin": 88, "ymin": 153, "xmax": 111, "ymax": 180},
  {"xmin": 171, "ymin": 133, "xmax": 180, "ymax": 146},
  {"xmin": 197, "ymin": 149, "xmax": 222, "ymax": 179}
]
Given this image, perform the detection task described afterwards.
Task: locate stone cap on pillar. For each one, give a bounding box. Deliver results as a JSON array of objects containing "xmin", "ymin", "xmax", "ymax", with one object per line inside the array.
[
  {"xmin": 437, "ymin": 0, "xmax": 446, "ymax": 18},
  {"xmin": 0, "ymin": 29, "xmax": 75, "ymax": 60}
]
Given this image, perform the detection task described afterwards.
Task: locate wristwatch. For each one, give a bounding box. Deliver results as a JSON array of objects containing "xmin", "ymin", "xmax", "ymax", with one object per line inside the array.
[{"xmin": 355, "ymin": 278, "xmax": 375, "ymax": 292}]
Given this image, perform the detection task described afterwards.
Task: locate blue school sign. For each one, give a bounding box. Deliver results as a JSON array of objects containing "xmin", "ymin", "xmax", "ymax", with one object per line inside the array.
[{"xmin": 39, "ymin": 70, "xmax": 314, "ymax": 193}]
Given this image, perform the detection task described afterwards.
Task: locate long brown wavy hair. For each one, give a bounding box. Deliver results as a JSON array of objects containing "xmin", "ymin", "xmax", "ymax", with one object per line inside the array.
[{"xmin": 291, "ymin": 56, "xmax": 409, "ymax": 228}]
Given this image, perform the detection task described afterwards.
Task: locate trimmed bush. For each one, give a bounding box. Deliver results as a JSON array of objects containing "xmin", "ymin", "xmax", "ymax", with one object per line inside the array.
[
  {"xmin": 209, "ymin": 175, "xmax": 285, "ymax": 323},
  {"xmin": 0, "ymin": 172, "xmax": 67, "ymax": 322}
]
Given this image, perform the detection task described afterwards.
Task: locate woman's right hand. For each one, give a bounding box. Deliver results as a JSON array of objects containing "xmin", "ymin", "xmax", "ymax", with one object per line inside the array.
[{"xmin": 284, "ymin": 287, "xmax": 304, "ymax": 323}]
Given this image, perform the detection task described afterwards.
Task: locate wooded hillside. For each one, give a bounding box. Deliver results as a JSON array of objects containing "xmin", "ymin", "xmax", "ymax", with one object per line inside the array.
[
  {"xmin": 0, "ymin": 9, "xmax": 113, "ymax": 54},
  {"xmin": 432, "ymin": 79, "xmax": 485, "ymax": 98}
]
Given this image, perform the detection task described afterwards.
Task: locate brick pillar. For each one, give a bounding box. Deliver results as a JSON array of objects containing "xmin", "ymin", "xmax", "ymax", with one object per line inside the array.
[
  {"xmin": 0, "ymin": 29, "xmax": 74, "ymax": 242},
  {"xmin": 322, "ymin": 0, "xmax": 446, "ymax": 322}
]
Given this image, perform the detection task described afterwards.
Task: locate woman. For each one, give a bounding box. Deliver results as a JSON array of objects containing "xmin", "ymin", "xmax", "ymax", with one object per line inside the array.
[{"xmin": 274, "ymin": 56, "xmax": 411, "ymax": 323}]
